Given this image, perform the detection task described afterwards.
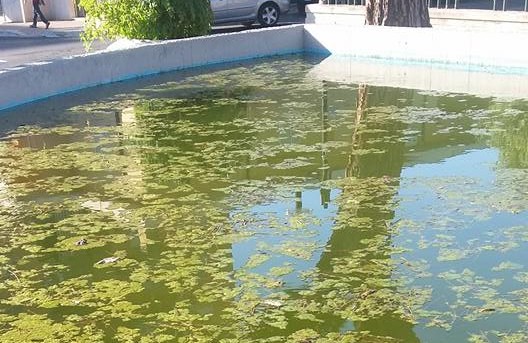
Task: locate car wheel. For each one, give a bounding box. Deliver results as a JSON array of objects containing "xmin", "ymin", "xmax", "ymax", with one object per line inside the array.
[{"xmin": 258, "ymin": 2, "xmax": 280, "ymax": 27}]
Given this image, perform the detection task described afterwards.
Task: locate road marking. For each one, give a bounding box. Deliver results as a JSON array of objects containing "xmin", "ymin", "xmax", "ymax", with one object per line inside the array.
[{"xmin": 0, "ymin": 60, "xmax": 6, "ymax": 63}]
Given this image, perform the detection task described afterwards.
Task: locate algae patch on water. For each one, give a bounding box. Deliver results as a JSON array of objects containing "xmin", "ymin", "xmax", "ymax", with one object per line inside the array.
[{"xmin": 0, "ymin": 56, "xmax": 528, "ymax": 342}]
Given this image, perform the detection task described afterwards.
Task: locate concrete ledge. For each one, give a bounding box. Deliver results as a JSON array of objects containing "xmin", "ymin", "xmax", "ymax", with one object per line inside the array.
[
  {"xmin": 306, "ymin": 4, "xmax": 528, "ymax": 31},
  {"xmin": 306, "ymin": 4, "xmax": 365, "ymax": 26},
  {"xmin": 3, "ymin": 19, "xmax": 528, "ymax": 112},
  {"xmin": 304, "ymin": 24, "xmax": 528, "ymax": 73},
  {"xmin": 0, "ymin": 25, "xmax": 304, "ymax": 111}
]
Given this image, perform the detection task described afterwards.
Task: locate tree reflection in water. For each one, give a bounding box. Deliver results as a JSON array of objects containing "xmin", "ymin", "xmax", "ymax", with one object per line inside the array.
[{"xmin": 0, "ymin": 57, "xmax": 528, "ymax": 342}]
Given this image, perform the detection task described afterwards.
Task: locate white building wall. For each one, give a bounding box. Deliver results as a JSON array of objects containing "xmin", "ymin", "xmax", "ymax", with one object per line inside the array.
[{"xmin": 1, "ymin": 0, "xmax": 75, "ymax": 22}]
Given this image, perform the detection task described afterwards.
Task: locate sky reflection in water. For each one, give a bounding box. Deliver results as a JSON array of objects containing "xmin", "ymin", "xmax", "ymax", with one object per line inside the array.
[{"xmin": 0, "ymin": 55, "xmax": 527, "ymax": 342}]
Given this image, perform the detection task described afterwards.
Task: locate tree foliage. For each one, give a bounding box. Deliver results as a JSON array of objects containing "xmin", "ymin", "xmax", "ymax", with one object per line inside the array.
[{"xmin": 80, "ymin": 0, "xmax": 212, "ymax": 47}]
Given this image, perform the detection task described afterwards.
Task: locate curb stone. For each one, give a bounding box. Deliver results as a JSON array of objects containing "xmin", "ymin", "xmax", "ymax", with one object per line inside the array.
[{"xmin": 0, "ymin": 29, "xmax": 81, "ymax": 38}]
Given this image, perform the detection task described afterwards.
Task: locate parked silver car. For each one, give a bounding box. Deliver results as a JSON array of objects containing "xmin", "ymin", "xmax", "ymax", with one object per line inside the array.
[{"xmin": 211, "ymin": 0, "xmax": 290, "ymax": 27}]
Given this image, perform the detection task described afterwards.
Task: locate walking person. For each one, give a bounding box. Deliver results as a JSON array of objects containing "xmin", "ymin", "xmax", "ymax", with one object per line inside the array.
[{"xmin": 29, "ymin": 0, "xmax": 50, "ymax": 29}]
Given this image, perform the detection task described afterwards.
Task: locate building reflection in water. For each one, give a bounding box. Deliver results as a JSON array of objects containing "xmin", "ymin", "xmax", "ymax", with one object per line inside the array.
[
  {"xmin": 2, "ymin": 67, "xmax": 527, "ymax": 340},
  {"xmin": 228, "ymin": 80, "xmax": 418, "ymax": 339},
  {"xmin": 315, "ymin": 83, "xmax": 418, "ymax": 341}
]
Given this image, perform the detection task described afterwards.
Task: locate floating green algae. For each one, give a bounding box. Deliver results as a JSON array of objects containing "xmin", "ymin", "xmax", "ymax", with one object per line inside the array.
[{"xmin": 0, "ymin": 56, "xmax": 527, "ymax": 342}]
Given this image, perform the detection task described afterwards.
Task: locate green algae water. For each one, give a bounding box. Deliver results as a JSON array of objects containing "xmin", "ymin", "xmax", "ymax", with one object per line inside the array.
[{"xmin": 0, "ymin": 56, "xmax": 527, "ymax": 342}]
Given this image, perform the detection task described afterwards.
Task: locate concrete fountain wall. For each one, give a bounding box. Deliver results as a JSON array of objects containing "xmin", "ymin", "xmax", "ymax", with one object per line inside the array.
[
  {"xmin": 2, "ymin": 12, "xmax": 528, "ymax": 111},
  {"xmin": 0, "ymin": 25, "xmax": 305, "ymax": 111}
]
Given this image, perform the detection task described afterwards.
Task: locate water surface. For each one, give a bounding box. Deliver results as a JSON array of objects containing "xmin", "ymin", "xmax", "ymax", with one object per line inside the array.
[{"xmin": 0, "ymin": 56, "xmax": 527, "ymax": 342}]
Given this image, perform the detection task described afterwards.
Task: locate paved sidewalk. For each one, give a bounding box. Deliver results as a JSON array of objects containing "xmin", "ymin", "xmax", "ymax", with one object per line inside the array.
[
  {"xmin": 0, "ymin": 9, "xmax": 304, "ymax": 71},
  {"xmin": 0, "ymin": 5, "xmax": 305, "ymax": 39},
  {"xmin": 0, "ymin": 4, "xmax": 304, "ymax": 38},
  {"xmin": 0, "ymin": 18, "xmax": 84, "ymax": 38}
]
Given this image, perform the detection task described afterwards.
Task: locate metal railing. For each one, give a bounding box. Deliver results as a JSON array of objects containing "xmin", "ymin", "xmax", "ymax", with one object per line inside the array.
[{"xmin": 320, "ymin": 0, "xmax": 528, "ymax": 11}]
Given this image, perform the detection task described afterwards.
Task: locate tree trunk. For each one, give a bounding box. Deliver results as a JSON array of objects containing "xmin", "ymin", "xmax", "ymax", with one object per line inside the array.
[{"xmin": 366, "ymin": 0, "xmax": 431, "ymax": 27}]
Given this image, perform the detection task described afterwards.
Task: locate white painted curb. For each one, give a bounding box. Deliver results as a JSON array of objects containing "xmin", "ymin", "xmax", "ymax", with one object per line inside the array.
[
  {"xmin": 2, "ymin": 22, "xmax": 528, "ymax": 111},
  {"xmin": 0, "ymin": 25, "xmax": 304, "ymax": 111}
]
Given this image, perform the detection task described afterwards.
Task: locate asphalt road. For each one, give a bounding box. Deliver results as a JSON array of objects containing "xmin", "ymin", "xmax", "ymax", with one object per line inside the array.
[
  {"xmin": 0, "ymin": 37, "xmax": 110, "ymax": 69},
  {"xmin": 0, "ymin": 11, "xmax": 305, "ymax": 70}
]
